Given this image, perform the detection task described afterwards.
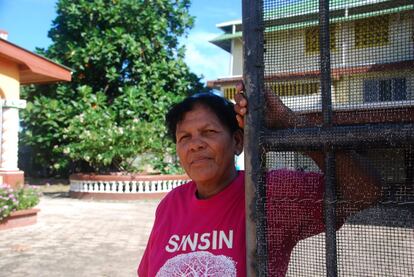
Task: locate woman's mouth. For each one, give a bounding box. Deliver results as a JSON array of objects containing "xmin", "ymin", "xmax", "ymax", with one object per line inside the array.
[{"xmin": 190, "ymin": 157, "xmax": 211, "ymax": 165}]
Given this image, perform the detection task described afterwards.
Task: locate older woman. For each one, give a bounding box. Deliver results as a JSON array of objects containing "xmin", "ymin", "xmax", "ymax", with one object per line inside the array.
[{"xmin": 138, "ymin": 91, "xmax": 380, "ymax": 277}]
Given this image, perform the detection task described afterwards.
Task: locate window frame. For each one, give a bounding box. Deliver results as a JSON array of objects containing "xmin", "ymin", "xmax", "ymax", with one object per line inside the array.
[
  {"xmin": 305, "ymin": 25, "xmax": 336, "ymax": 54},
  {"xmin": 354, "ymin": 15, "xmax": 390, "ymax": 49},
  {"xmin": 363, "ymin": 78, "xmax": 407, "ymax": 103}
]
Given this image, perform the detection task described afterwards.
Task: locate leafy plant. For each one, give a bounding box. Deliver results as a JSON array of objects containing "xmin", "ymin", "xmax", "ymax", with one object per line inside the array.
[
  {"xmin": 0, "ymin": 184, "xmax": 41, "ymax": 221},
  {"xmin": 20, "ymin": 0, "xmax": 205, "ymax": 176}
]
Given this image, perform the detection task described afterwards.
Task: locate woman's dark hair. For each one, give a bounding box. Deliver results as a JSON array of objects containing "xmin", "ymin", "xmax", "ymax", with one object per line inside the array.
[{"xmin": 166, "ymin": 93, "xmax": 241, "ymax": 143}]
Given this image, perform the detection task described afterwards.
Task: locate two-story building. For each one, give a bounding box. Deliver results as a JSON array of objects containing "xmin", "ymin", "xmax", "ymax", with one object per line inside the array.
[
  {"xmin": 209, "ymin": 0, "xmax": 413, "ymax": 107},
  {"xmin": 207, "ymin": 0, "xmax": 413, "ymax": 197}
]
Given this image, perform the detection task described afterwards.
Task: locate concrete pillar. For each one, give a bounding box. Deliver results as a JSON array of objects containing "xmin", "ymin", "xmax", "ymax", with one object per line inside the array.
[{"xmin": 0, "ymin": 99, "xmax": 26, "ymax": 187}]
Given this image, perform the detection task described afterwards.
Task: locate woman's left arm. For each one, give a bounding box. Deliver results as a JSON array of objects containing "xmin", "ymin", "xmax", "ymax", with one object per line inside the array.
[
  {"xmin": 234, "ymin": 83, "xmax": 382, "ymax": 224},
  {"xmin": 303, "ymin": 150, "xmax": 382, "ymax": 224}
]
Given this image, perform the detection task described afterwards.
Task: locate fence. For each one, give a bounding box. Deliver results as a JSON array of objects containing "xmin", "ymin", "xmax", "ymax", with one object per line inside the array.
[
  {"xmin": 69, "ymin": 173, "xmax": 190, "ymax": 200},
  {"xmin": 243, "ymin": 0, "xmax": 413, "ymax": 276}
]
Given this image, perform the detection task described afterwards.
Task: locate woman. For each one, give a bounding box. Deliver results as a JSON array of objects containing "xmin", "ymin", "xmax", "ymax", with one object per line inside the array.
[
  {"xmin": 138, "ymin": 90, "xmax": 380, "ymax": 276},
  {"xmin": 138, "ymin": 93, "xmax": 245, "ymax": 276}
]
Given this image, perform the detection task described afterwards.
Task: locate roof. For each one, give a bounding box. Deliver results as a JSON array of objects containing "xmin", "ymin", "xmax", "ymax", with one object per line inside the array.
[
  {"xmin": 0, "ymin": 38, "xmax": 72, "ymax": 85},
  {"xmin": 216, "ymin": 19, "xmax": 242, "ymax": 33},
  {"xmin": 210, "ymin": 0, "xmax": 413, "ymax": 52},
  {"xmin": 264, "ymin": 0, "xmax": 401, "ymax": 20},
  {"xmin": 209, "ymin": 32, "xmax": 242, "ymax": 52}
]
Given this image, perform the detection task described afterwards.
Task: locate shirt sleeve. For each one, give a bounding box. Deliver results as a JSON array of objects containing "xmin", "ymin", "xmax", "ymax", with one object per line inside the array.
[
  {"xmin": 266, "ymin": 169, "xmax": 325, "ymax": 242},
  {"xmin": 254, "ymin": 169, "xmax": 325, "ymax": 276},
  {"xmin": 137, "ymin": 237, "xmax": 150, "ymax": 277},
  {"xmin": 138, "ymin": 217, "xmax": 156, "ymax": 277},
  {"xmin": 137, "ymin": 203, "xmax": 163, "ymax": 277}
]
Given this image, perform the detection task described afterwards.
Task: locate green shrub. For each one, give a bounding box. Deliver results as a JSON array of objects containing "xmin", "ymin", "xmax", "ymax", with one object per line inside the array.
[{"xmin": 20, "ymin": 0, "xmax": 205, "ymax": 176}]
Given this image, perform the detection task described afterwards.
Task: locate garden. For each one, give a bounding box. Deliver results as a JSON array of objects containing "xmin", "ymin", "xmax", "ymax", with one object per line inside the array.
[
  {"xmin": 3, "ymin": 0, "xmax": 205, "ymax": 228},
  {"xmin": 0, "ymin": 184, "xmax": 41, "ymax": 230}
]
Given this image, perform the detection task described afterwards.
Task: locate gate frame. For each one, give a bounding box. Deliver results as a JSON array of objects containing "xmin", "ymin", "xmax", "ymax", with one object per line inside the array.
[{"xmin": 242, "ymin": 0, "xmax": 414, "ymax": 276}]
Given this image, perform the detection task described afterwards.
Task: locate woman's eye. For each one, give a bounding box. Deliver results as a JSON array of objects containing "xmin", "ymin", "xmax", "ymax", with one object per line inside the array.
[
  {"xmin": 177, "ymin": 135, "xmax": 189, "ymax": 142},
  {"xmin": 206, "ymin": 129, "xmax": 217, "ymax": 134}
]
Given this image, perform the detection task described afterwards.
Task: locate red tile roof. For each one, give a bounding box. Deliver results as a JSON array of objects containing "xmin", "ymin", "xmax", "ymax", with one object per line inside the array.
[{"xmin": 0, "ymin": 38, "xmax": 72, "ymax": 85}]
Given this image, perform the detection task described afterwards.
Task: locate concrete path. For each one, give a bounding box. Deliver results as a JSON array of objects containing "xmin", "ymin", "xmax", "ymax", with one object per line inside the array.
[
  {"xmin": 0, "ymin": 194, "xmax": 159, "ymax": 277},
  {"xmin": 2, "ymin": 194, "xmax": 412, "ymax": 277}
]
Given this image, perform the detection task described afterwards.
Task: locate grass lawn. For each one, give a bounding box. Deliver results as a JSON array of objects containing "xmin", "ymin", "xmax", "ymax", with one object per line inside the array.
[{"xmin": 25, "ymin": 178, "xmax": 70, "ymax": 196}]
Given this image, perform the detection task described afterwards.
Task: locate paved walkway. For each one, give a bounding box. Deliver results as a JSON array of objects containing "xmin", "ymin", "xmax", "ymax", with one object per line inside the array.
[
  {"xmin": 0, "ymin": 194, "xmax": 159, "ymax": 277},
  {"xmin": 2, "ymin": 194, "xmax": 413, "ymax": 276}
]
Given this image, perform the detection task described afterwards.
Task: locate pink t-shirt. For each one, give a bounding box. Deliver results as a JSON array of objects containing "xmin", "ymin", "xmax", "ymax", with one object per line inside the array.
[
  {"xmin": 138, "ymin": 169, "xmax": 324, "ymax": 276},
  {"xmin": 266, "ymin": 169, "xmax": 324, "ymax": 276},
  {"xmin": 138, "ymin": 171, "xmax": 246, "ymax": 277}
]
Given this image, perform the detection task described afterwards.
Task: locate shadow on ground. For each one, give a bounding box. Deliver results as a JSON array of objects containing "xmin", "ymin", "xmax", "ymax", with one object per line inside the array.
[
  {"xmin": 41, "ymin": 191, "xmax": 70, "ymax": 199},
  {"xmin": 26, "ymin": 177, "xmax": 71, "ymax": 199}
]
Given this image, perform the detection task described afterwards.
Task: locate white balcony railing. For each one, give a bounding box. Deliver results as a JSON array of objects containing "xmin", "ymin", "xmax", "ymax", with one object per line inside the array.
[{"xmin": 69, "ymin": 175, "xmax": 190, "ymax": 194}]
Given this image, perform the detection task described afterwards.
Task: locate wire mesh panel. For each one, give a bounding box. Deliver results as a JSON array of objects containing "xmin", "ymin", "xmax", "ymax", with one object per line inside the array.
[{"xmin": 243, "ymin": 0, "xmax": 414, "ymax": 276}]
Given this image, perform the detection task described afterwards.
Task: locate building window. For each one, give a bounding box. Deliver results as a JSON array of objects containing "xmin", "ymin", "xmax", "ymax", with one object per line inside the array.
[
  {"xmin": 363, "ymin": 78, "xmax": 407, "ymax": 102},
  {"xmin": 272, "ymin": 82, "xmax": 319, "ymax": 97},
  {"xmin": 305, "ymin": 25, "xmax": 336, "ymax": 53},
  {"xmin": 223, "ymin": 87, "xmax": 237, "ymax": 100},
  {"xmin": 355, "ymin": 15, "xmax": 389, "ymax": 48}
]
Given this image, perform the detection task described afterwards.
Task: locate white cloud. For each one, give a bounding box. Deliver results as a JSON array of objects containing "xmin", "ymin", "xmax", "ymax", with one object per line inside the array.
[{"xmin": 181, "ymin": 31, "xmax": 231, "ymax": 84}]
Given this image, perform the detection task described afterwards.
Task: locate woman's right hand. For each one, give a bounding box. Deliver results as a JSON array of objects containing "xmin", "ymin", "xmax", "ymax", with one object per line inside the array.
[{"xmin": 234, "ymin": 83, "xmax": 247, "ymax": 129}]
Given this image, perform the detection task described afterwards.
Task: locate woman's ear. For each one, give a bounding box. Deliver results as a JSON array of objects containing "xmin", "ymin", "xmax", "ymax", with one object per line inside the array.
[{"xmin": 233, "ymin": 129, "xmax": 244, "ymax": 155}]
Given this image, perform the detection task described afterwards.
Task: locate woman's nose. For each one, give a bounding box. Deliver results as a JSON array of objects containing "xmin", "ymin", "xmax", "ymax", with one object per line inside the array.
[{"xmin": 188, "ymin": 136, "xmax": 206, "ymax": 151}]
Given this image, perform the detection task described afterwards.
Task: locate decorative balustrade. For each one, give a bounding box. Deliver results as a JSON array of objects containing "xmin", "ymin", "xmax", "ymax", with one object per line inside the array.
[{"xmin": 69, "ymin": 173, "xmax": 190, "ymax": 199}]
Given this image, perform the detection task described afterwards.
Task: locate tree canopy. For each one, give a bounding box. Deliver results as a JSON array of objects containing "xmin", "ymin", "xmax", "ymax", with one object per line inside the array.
[{"xmin": 21, "ymin": 0, "xmax": 205, "ymax": 176}]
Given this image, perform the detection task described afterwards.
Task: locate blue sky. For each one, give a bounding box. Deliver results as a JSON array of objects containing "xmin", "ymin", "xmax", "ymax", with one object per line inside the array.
[{"xmin": 0, "ymin": 0, "xmax": 241, "ymax": 83}]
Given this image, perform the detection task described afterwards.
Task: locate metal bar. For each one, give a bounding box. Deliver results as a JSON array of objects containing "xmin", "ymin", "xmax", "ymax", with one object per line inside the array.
[
  {"xmin": 324, "ymin": 151, "xmax": 338, "ymax": 277},
  {"xmin": 262, "ymin": 123, "xmax": 414, "ymax": 150},
  {"xmin": 242, "ymin": 0, "xmax": 266, "ymax": 276},
  {"xmin": 319, "ymin": 1, "xmax": 333, "ymax": 126},
  {"xmin": 405, "ymin": 146, "xmax": 414, "ymax": 192},
  {"xmin": 319, "ymin": 0, "xmax": 338, "ymax": 276}
]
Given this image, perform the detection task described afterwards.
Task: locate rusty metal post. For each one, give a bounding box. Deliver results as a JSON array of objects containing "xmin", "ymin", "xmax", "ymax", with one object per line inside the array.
[
  {"xmin": 242, "ymin": 0, "xmax": 266, "ymax": 276},
  {"xmin": 319, "ymin": 0, "xmax": 338, "ymax": 276}
]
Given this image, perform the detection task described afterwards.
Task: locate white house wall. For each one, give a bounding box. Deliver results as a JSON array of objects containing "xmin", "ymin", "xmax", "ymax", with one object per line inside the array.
[
  {"xmin": 263, "ymin": 29, "xmax": 322, "ymax": 74},
  {"xmin": 230, "ymin": 12, "xmax": 413, "ymax": 76},
  {"xmin": 232, "ymin": 38, "xmax": 243, "ymax": 76},
  {"xmin": 346, "ymin": 70, "xmax": 414, "ymax": 104},
  {"xmin": 279, "ymin": 70, "xmax": 414, "ymax": 109},
  {"xmin": 346, "ymin": 13, "xmax": 413, "ymax": 67}
]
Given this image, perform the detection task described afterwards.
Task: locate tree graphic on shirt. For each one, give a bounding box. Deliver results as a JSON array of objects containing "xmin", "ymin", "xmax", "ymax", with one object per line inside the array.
[{"xmin": 156, "ymin": 251, "xmax": 237, "ymax": 276}]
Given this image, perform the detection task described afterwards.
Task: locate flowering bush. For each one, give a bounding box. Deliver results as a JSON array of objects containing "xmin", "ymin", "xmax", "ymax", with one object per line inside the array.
[
  {"xmin": 0, "ymin": 184, "xmax": 41, "ymax": 221},
  {"xmin": 20, "ymin": 0, "xmax": 205, "ymax": 176}
]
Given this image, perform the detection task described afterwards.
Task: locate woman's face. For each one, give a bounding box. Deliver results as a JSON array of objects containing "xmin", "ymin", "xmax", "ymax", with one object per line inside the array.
[{"xmin": 175, "ymin": 105, "xmax": 243, "ymax": 187}]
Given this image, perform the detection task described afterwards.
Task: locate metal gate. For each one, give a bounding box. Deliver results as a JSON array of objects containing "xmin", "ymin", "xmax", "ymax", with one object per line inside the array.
[{"xmin": 243, "ymin": 0, "xmax": 414, "ymax": 276}]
